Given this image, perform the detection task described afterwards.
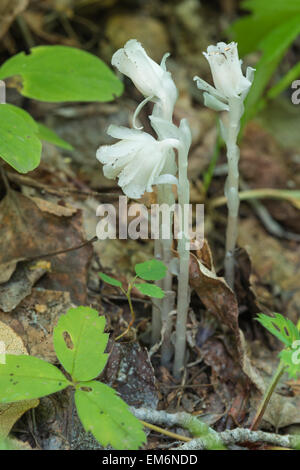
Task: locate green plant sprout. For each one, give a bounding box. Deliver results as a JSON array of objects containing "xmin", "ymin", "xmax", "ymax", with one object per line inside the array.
[
  {"xmin": 0, "ymin": 306, "xmax": 145, "ymax": 450},
  {"xmin": 0, "ymin": 45, "xmax": 123, "ymax": 174},
  {"xmin": 251, "ymin": 313, "xmax": 300, "ymax": 431},
  {"xmin": 99, "ymin": 259, "xmax": 167, "ymax": 340}
]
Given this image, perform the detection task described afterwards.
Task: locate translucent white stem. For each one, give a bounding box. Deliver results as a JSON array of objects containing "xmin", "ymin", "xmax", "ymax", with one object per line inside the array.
[
  {"xmin": 151, "ymin": 186, "xmax": 164, "ymax": 345},
  {"xmin": 173, "ymin": 144, "xmax": 190, "ymax": 379},
  {"xmin": 224, "ymin": 97, "xmax": 243, "ymax": 290},
  {"xmin": 160, "ymin": 184, "xmax": 175, "ymax": 365}
]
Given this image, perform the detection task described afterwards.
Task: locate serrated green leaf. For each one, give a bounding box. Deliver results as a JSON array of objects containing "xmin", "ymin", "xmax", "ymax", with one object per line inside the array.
[
  {"xmin": 0, "ymin": 104, "xmax": 41, "ymax": 173},
  {"xmin": 36, "ymin": 122, "xmax": 73, "ymax": 150},
  {"xmin": 134, "ymin": 283, "xmax": 165, "ymax": 299},
  {"xmin": 53, "ymin": 307, "xmax": 108, "ymax": 382},
  {"xmin": 98, "ymin": 272, "xmax": 122, "ymax": 288},
  {"xmin": 257, "ymin": 313, "xmax": 300, "ymax": 347},
  {"xmin": 0, "ymin": 355, "xmax": 70, "ymax": 403},
  {"xmin": 75, "ymin": 381, "xmax": 146, "ymax": 450},
  {"xmin": 135, "ymin": 259, "xmax": 167, "ymax": 281},
  {"xmin": 279, "ymin": 348, "xmax": 300, "ymax": 379},
  {"xmin": 0, "ymin": 46, "xmax": 123, "ymax": 102}
]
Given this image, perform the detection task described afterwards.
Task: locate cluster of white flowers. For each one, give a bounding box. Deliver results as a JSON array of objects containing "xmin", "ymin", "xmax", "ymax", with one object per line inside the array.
[
  {"xmin": 96, "ymin": 39, "xmax": 191, "ymax": 199},
  {"xmin": 97, "ymin": 40, "xmax": 254, "ymax": 199}
]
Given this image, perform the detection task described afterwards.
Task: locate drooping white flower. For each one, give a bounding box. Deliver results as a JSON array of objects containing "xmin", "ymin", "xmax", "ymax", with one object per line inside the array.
[
  {"xmin": 96, "ymin": 124, "xmax": 179, "ymax": 199},
  {"xmin": 111, "ymin": 39, "xmax": 178, "ymax": 122},
  {"xmin": 194, "ymin": 42, "xmax": 255, "ymax": 107}
]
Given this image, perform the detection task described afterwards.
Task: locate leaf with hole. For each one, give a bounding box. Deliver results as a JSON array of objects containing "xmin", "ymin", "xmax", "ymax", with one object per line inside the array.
[
  {"xmin": 0, "ymin": 104, "xmax": 41, "ymax": 173},
  {"xmin": 257, "ymin": 313, "xmax": 300, "ymax": 347},
  {"xmin": 75, "ymin": 380, "xmax": 146, "ymax": 450},
  {"xmin": 98, "ymin": 272, "xmax": 122, "ymax": 288},
  {"xmin": 134, "ymin": 283, "xmax": 165, "ymax": 299},
  {"xmin": 0, "ymin": 355, "xmax": 70, "ymax": 403},
  {"xmin": 53, "ymin": 306, "xmax": 108, "ymax": 382},
  {"xmin": 135, "ymin": 259, "xmax": 167, "ymax": 281},
  {"xmin": 0, "ymin": 46, "xmax": 123, "ymax": 102}
]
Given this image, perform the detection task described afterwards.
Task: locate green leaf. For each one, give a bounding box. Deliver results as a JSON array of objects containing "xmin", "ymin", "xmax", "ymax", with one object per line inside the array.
[
  {"xmin": 36, "ymin": 122, "xmax": 73, "ymax": 151},
  {"xmin": 98, "ymin": 272, "xmax": 122, "ymax": 288},
  {"xmin": 135, "ymin": 259, "xmax": 167, "ymax": 281},
  {"xmin": 257, "ymin": 313, "xmax": 300, "ymax": 347},
  {"xmin": 0, "ymin": 104, "xmax": 42, "ymax": 173},
  {"xmin": 266, "ymin": 61, "xmax": 300, "ymax": 100},
  {"xmin": 230, "ymin": 0, "xmax": 300, "ymax": 56},
  {"xmin": 0, "ymin": 46, "xmax": 123, "ymax": 103},
  {"xmin": 75, "ymin": 381, "xmax": 146, "ymax": 450},
  {"xmin": 134, "ymin": 283, "xmax": 165, "ymax": 299},
  {"xmin": 242, "ymin": 15, "xmax": 300, "ymax": 124},
  {"xmin": 279, "ymin": 348, "xmax": 300, "ymax": 379},
  {"xmin": 0, "ymin": 355, "xmax": 70, "ymax": 403},
  {"xmin": 53, "ymin": 307, "xmax": 108, "ymax": 382},
  {"xmin": 230, "ymin": 1, "xmax": 300, "ymax": 125}
]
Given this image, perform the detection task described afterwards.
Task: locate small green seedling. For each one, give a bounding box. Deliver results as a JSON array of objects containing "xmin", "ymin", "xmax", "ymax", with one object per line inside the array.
[
  {"xmin": 0, "ymin": 306, "xmax": 145, "ymax": 450},
  {"xmin": 251, "ymin": 313, "xmax": 300, "ymax": 430},
  {"xmin": 99, "ymin": 259, "xmax": 167, "ymax": 340}
]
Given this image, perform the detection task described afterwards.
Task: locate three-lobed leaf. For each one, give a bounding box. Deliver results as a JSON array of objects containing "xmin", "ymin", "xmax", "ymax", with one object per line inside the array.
[
  {"xmin": 53, "ymin": 306, "xmax": 108, "ymax": 382},
  {"xmin": 0, "ymin": 355, "xmax": 70, "ymax": 403},
  {"xmin": 0, "ymin": 46, "xmax": 123, "ymax": 103},
  {"xmin": 75, "ymin": 380, "xmax": 146, "ymax": 450},
  {"xmin": 0, "ymin": 104, "xmax": 41, "ymax": 173},
  {"xmin": 98, "ymin": 272, "xmax": 122, "ymax": 288},
  {"xmin": 135, "ymin": 259, "xmax": 167, "ymax": 281},
  {"xmin": 257, "ymin": 313, "xmax": 300, "ymax": 347}
]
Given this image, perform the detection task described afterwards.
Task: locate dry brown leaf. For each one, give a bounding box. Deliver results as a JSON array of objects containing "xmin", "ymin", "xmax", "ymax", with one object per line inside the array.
[
  {"xmin": 189, "ymin": 241, "xmax": 264, "ymax": 392},
  {"xmin": 0, "ymin": 262, "xmax": 46, "ymax": 312},
  {"xmin": 0, "ymin": 190, "xmax": 92, "ymax": 304},
  {"xmin": 0, "ymin": 289, "xmax": 73, "ymax": 363},
  {"xmin": 0, "ymin": 261, "xmax": 17, "ymax": 284},
  {"xmin": 103, "ymin": 341, "xmax": 158, "ymax": 409},
  {"xmin": 30, "ymin": 197, "xmax": 78, "ymax": 217},
  {"xmin": 0, "ymin": 320, "xmax": 39, "ymax": 438}
]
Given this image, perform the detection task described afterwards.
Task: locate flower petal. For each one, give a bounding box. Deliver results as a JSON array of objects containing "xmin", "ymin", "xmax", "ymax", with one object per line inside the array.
[
  {"xmin": 203, "ymin": 92, "xmax": 229, "ymax": 112},
  {"xmin": 107, "ymin": 124, "xmax": 155, "ymax": 143}
]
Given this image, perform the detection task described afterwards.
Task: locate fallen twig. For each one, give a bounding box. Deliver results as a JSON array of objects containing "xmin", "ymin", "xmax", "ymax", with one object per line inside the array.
[{"xmin": 131, "ymin": 407, "xmax": 300, "ymax": 450}]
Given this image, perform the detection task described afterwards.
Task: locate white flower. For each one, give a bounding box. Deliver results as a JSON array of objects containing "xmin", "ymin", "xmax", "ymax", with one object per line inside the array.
[
  {"xmin": 112, "ymin": 39, "xmax": 177, "ymax": 121},
  {"xmin": 96, "ymin": 124, "xmax": 179, "ymax": 199},
  {"xmin": 194, "ymin": 42, "xmax": 255, "ymax": 105}
]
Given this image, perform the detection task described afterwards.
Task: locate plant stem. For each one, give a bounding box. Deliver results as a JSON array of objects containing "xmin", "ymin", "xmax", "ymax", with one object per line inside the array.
[
  {"xmin": 250, "ymin": 361, "xmax": 286, "ymax": 431},
  {"xmin": 173, "ymin": 144, "xmax": 190, "ymax": 379},
  {"xmin": 160, "ymin": 183, "xmax": 175, "ymax": 366},
  {"xmin": 224, "ymin": 97, "xmax": 243, "ymax": 290},
  {"xmin": 151, "ymin": 186, "xmax": 164, "ymax": 345},
  {"xmin": 139, "ymin": 420, "xmax": 191, "ymax": 442},
  {"xmin": 115, "ymin": 284, "xmax": 136, "ymax": 341}
]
